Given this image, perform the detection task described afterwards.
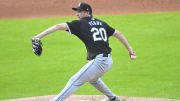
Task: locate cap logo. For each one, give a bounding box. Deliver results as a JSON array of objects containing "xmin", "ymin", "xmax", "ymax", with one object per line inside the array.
[{"xmin": 78, "ymin": 3, "xmax": 81, "ymax": 7}]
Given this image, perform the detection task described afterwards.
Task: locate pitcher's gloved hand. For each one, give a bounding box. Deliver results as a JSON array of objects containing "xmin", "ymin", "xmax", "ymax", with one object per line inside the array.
[{"xmin": 31, "ymin": 37, "xmax": 43, "ymax": 56}]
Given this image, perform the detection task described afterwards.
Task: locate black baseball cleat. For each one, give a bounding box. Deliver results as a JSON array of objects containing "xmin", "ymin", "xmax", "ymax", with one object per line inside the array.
[{"xmin": 100, "ymin": 96, "xmax": 121, "ymax": 101}]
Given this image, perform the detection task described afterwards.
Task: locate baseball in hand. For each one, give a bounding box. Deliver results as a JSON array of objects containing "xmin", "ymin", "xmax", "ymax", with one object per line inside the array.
[{"xmin": 130, "ymin": 55, "xmax": 136, "ymax": 59}]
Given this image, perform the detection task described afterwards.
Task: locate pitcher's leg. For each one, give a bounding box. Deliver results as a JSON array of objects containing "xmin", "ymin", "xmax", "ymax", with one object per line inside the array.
[
  {"xmin": 90, "ymin": 78, "xmax": 116, "ymax": 100},
  {"xmin": 51, "ymin": 60, "xmax": 95, "ymax": 101},
  {"xmin": 51, "ymin": 77, "xmax": 83, "ymax": 101}
]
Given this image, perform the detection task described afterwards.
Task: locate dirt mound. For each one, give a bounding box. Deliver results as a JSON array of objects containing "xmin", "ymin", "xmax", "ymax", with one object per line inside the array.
[
  {"xmin": 3, "ymin": 95, "xmax": 180, "ymax": 101},
  {"xmin": 0, "ymin": 0, "xmax": 180, "ymax": 19}
]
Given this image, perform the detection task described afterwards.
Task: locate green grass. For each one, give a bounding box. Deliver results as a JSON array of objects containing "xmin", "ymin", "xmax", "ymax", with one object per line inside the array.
[{"xmin": 0, "ymin": 12, "xmax": 180, "ymax": 100}]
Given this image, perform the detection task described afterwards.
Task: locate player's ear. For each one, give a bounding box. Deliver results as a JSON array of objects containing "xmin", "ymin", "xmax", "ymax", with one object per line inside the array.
[{"xmin": 85, "ymin": 11, "xmax": 90, "ymax": 16}]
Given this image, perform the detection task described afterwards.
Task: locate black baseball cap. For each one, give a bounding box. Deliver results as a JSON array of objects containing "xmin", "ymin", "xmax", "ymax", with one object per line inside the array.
[{"xmin": 72, "ymin": 2, "xmax": 92, "ymax": 15}]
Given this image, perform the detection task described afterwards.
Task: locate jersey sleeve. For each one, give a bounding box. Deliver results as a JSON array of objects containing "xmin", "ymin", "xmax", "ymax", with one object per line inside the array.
[
  {"xmin": 106, "ymin": 24, "xmax": 115, "ymax": 37},
  {"xmin": 66, "ymin": 20, "xmax": 80, "ymax": 35}
]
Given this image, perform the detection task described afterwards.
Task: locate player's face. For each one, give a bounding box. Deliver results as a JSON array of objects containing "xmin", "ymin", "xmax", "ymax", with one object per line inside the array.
[{"xmin": 76, "ymin": 11, "xmax": 89, "ymax": 19}]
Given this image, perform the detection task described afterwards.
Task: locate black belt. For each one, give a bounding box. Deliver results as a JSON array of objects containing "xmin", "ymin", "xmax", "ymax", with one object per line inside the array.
[
  {"xmin": 88, "ymin": 53, "xmax": 109, "ymax": 60},
  {"xmin": 102, "ymin": 53, "xmax": 109, "ymax": 57}
]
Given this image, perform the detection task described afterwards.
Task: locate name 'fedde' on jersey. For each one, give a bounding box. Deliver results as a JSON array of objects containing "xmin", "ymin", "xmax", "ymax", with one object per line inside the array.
[{"xmin": 88, "ymin": 20, "xmax": 102, "ymax": 26}]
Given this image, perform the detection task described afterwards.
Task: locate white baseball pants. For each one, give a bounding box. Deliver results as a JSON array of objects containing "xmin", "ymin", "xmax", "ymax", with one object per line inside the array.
[{"xmin": 51, "ymin": 54, "xmax": 116, "ymax": 101}]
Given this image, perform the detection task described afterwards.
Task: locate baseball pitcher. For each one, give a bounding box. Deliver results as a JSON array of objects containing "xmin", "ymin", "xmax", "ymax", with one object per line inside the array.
[{"xmin": 31, "ymin": 2, "xmax": 136, "ymax": 101}]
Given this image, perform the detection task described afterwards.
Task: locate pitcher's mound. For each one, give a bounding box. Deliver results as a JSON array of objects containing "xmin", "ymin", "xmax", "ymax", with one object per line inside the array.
[{"xmin": 4, "ymin": 95, "xmax": 180, "ymax": 101}]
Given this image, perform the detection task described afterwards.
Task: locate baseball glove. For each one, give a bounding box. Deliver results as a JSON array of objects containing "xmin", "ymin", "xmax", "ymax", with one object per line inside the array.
[{"xmin": 31, "ymin": 37, "xmax": 43, "ymax": 56}]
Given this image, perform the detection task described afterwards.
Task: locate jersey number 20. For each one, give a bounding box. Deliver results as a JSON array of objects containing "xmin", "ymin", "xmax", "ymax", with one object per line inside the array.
[{"xmin": 91, "ymin": 27, "xmax": 107, "ymax": 42}]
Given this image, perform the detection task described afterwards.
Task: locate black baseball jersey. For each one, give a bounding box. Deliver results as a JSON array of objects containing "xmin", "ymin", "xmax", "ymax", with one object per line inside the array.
[{"xmin": 66, "ymin": 17, "xmax": 115, "ymax": 60}]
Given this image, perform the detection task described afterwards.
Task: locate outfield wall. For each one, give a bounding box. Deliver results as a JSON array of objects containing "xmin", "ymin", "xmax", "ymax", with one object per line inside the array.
[{"xmin": 0, "ymin": 0, "xmax": 180, "ymax": 19}]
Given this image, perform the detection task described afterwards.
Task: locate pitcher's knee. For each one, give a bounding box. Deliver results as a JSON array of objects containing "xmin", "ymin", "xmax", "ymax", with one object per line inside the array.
[{"xmin": 89, "ymin": 78, "xmax": 101, "ymax": 84}]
